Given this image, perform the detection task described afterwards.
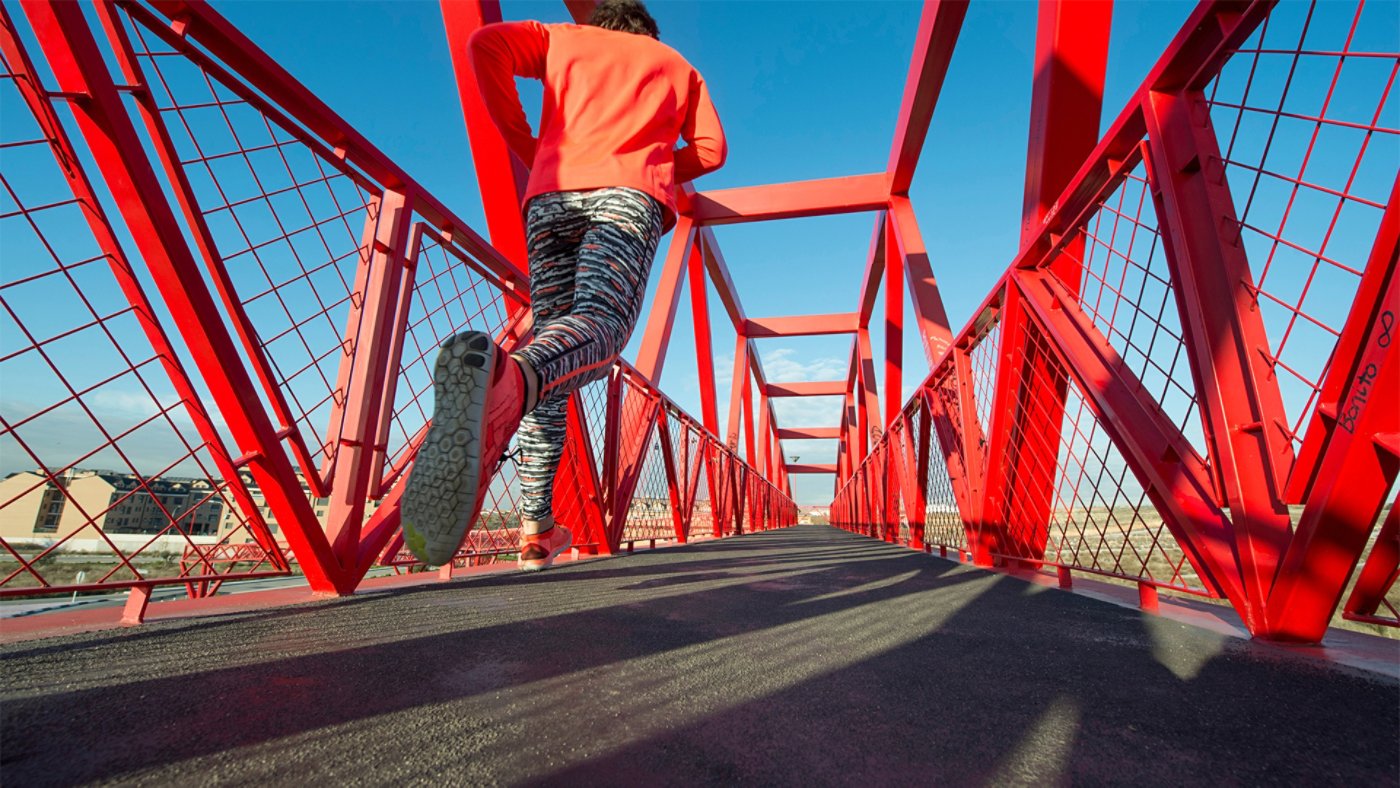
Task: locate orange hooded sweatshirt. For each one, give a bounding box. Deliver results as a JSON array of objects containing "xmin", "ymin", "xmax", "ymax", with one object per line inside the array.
[{"xmin": 468, "ymin": 21, "xmax": 726, "ymax": 231}]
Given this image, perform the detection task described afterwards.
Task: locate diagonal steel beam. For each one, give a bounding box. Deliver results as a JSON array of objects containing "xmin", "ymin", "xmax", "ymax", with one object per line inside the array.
[{"xmin": 888, "ymin": 0, "xmax": 970, "ymax": 194}]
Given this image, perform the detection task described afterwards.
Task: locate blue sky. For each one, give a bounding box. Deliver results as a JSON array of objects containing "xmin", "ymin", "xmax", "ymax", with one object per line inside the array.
[{"xmin": 3, "ymin": 0, "xmax": 1395, "ymax": 509}]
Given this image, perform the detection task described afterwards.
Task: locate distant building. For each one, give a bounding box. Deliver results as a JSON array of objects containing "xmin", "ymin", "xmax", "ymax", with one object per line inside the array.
[
  {"xmin": 0, "ymin": 467, "xmax": 373, "ymax": 548},
  {"xmin": 214, "ymin": 469, "xmax": 333, "ymax": 542},
  {"xmin": 0, "ymin": 469, "xmax": 224, "ymax": 542}
]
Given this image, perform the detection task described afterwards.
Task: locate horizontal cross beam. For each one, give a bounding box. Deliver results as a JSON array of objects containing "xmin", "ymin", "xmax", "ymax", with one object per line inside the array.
[
  {"xmin": 777, "ymin": 427, "xmax": 842, "ymax": 440},
  {"xmin": 765, "ymin": 381, "xmax": 847, "ymax": 397},
  {"xmin": 744, "ymin": 313, "xmax": 860, "ymax": 338},
  {"xmin": 688, "ymin": 173, "xmax": 890, "ymax": 225},
  {"xmin": 786, "ymin": 463, "xmax": 838, "ymax": 474}
]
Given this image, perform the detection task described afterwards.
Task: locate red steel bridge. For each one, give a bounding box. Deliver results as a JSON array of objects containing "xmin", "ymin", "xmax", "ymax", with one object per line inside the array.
[
  {"xmin": 1, "ymin": 1, "xmax": 1399, "ymax": 781},
  {"xmin": 2, "ymin": 0, "xmax": 1398, "ymax": 656}
]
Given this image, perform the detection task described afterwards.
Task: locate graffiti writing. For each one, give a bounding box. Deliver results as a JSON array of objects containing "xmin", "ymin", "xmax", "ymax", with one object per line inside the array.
[
  {"xmin": 1337, "ymin": 309, "xmax": 1395, "ymax": 434},
  {"xmin": 1338, "ymin": 363, "xmax": 1377, "ymax": 434}
]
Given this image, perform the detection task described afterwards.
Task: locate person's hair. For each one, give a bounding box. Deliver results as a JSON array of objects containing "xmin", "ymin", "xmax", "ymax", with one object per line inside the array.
[{"xmin": 587, "ymin": 0, "xmax": 660, "ymax": 39}]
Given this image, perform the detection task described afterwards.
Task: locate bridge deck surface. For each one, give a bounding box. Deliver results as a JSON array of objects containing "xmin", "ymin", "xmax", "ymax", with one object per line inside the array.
[{"xmin": 2, "ymin": 525, "xmax": 1396, "ymax": 785}]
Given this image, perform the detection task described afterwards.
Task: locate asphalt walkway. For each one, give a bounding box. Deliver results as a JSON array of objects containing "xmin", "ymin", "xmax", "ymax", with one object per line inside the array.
[{"xmin": 2, "ymin": 525, "xmax": 1396, "ymax": 786}]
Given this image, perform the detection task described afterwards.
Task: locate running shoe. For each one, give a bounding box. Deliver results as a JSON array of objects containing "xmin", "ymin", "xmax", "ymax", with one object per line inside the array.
[
  {"xmin": 518, "ymin": 525, "xmax": 574, "ymax": 572},
  {"xmin": 401, "ymin": 331, "xmax": 526, "ymax": 565}
]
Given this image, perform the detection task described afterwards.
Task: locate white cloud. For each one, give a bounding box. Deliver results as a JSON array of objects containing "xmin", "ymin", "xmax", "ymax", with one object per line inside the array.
[{"xmin": 761, "ymin": 347, "xmax": 847, "ymax": 383}]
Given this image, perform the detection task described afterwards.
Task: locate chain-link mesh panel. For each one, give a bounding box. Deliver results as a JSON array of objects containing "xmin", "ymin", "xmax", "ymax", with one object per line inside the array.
[
  {"xmin": 1205, "ymin": 0, "xmax": 1398, "ymax": 452},
  {"xmin": 119, "ymin": 6, "xmax": 383, "ymax": 490},
  {"xmin": 1, "ymin": 18, "xmax": 284, "ymax": 595},
  {"xmin": 1055, "ymin": 166, "xmax": 1208, "ymax": 461},
  {"xmin": 995, "ymin": 321, "xmax": 1209, "ymax": 593}
]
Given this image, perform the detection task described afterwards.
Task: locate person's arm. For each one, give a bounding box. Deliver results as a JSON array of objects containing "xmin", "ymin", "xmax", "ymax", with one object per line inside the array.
[
  {"xmin": 468, "ymin": 20, "xmax": 549, "ymax": 168},
  {"xmin": 674, "ymin": 70, "xmax": 727, "ymax": 183}
]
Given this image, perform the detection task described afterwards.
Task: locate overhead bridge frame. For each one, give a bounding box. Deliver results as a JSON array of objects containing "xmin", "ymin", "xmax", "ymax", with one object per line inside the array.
[{"xmin": 0, "ymin": 0, "xmax": 1394, "ymax": 646}]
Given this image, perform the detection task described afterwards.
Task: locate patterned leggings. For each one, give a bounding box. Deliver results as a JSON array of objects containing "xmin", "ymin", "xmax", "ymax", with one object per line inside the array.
[{"xmin": 514, "ymin": 187, "xmax": 664, "ymax": 520}]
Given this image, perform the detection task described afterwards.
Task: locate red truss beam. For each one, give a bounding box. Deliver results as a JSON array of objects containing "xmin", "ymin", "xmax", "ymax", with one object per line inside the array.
[
  {"xmin": 787, "ymin": 464, "xmax": 838, "ymax": 474},
  {"xmin": 1345, "ymin": 495, "xmax": 1400, "ymax": 624},
  {"xmin": 24, "ymin": 0, "xmax": 344, "ymax": 591},
  {"xmin": 888, "ymin": 0, "xmax": 970, "ymax": 194},
  {"xmin": 1262, "ymin": 175, "xmax": 1400, "ymax": 642},
  {"xmin": 883, "ymin": 215, "xmax": 905, "ymax": 427},
  {"xmin": 688, "ymin": 173, "xmax": 891, "ymax": 226},
  {"xmin": 562, "ymin": 1, "xmax": 596, "ymax": 22},
  {"xmin": 1143, "ymin": 88, "xmax": 1295, "ymax": 616},
  {"xmin": 634, "ymin": 215, "xmax": 699, "ymax": 383},
  {"xmin": 778, "ymin": 427, "xmax": 842, "ymax": 440},
  {"xmin": 1019, "ymin": 0, "xmax": 1113, "ymax": 245},
  {"xmin": 765, "ymin": 381, "xmax": 848, "ymax": 398},
  {"xmin": 725, "ymin": 335, "xmax": 751, "ymax": 451},
  {"xmin": 743, "ymin": 313, "xmax": 860, "ymax": 338},
  {"xmin": 887, "ymin": 196, "xmax": 954, "ymax": 363},
  {"xmin": 687, "ymin": 234, "xmax": 721, "ymax": 437},
  {"xmin": 699, "ymin": 226, "xmax": 747, "ymax": 328},
  {"xmin": 976, "ymin": 0, "xmax": 1110, "ymax": 565},
  {"xmin": 1013, "ymin": 269, "xmax": 1245, "ymax": 611},
  {"xmin": 440, "ymin": 0, "xmax": 530, "ymax": 266},
  {"xmin": 856, "ymin": 213, "xmax": 888, "ymax": 327},
  {"xmin": 105, "ymin": 1, "xmax": 530, "ymax": 289}
]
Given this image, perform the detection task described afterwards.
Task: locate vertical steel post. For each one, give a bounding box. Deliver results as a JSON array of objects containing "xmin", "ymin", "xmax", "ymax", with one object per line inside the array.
[
  {"xmin": 726, "ymin": 335, "xmax": 750, "ymax": 452},
  {"xmin": 977, "ymin": 0, "xmax": 1111, "ymax": 564},
  {"xmin": 323, "ymin": 192, "xmax": 414, "ymax": 571},
  {"xmin": 884, "ymin": 221, "xmax": 905, "ymax": 428}
]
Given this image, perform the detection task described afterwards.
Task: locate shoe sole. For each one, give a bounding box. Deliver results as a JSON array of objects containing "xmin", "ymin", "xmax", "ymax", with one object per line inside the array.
[
  {"xmin": 400, "ymin": 331, "xmax": 494, "ymax": 565},
  {"xmin": 519, "ymin": 527, "xmax": 573, "ymax": 572}
]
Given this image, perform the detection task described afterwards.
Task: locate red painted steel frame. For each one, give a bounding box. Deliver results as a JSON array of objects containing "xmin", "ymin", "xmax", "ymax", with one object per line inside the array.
[
  {"xmin": 1, "ymin": 0, "xmax": 794, "ymax": 607},
  {"xmin": 833, "ymin": 0, "xmax": 1400, "ymax": 643},
  {"xmin": 441, "ymin": 0, "xmax": 529, "ymax": 265},
  {"xmin": 0, "ymin": 6, "xmax": 288, "ymax": 598},
  {"xmin": 6, "ymin": 0, "xmax": 1393, "ymax": 648},
  {"xmin": 978, "ymin": 0, "xmax": 1111, "ymax": 568},
  {"xmin": 744, "ymin": 314, "xmax": 860, "ymax": 338}
]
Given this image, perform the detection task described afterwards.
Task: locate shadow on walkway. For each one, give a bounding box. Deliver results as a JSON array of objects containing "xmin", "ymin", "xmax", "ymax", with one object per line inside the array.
[{"xmin": 2, "ymin": 526, "xmax": 1395, "ymax": 785}]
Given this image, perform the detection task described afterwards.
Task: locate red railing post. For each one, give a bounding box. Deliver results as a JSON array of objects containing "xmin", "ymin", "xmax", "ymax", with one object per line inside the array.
[
  {"xmin": 322, "ymin": 191, "xmax": 415, "ymax": 574},
  {"xmin": 950, "ymin": 344, "xmax": 989, "ymax": 556},
  {"xmin": 607, "ymin": 378, "xmax": 663, "ymax": 551},
  {"xmin": 562, "ymin": 396, "xmax": 612, "ymax": 555},
  {"xmin": 895, "ymin": 408, "xmax": 928, "ymax": 550}
]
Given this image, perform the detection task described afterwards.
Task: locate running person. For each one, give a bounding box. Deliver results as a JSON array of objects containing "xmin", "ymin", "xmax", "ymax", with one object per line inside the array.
[{"xmin": 400, "ymin": 0, "xmax": 726, "ymax": 570}]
